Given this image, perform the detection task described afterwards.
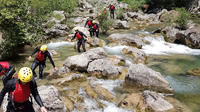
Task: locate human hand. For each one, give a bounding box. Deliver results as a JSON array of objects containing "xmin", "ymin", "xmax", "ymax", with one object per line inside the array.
[
  {"xmin": 40, "ymin": 106, "xmax": 47, "ymax": 112},
  {"xmin": 28, "ymin": 56, "xmax": 32, "ymax": 61}
]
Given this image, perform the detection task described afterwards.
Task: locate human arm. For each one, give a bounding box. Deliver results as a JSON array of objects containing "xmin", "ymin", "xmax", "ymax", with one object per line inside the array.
[
  {"xmin": 2, "ymin": 64, "xmax": 16, "ymax": 85},
  {"xmin": 28, "ymin": 47, "xmax": 40, "ymax": 61},
  {"xmin": 47, "ymin": 51, "xmax": 55, "ymax": 68},
  {"xmin": 71, "ymin": 32, "xmax": 77, "ymax": 41}
]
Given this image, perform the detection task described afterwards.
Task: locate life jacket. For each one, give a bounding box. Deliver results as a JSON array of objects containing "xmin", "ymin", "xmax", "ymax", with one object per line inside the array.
[
  {"xmin": 10, "ymin": 82, "xmax": 31, "ymax": 103},
  {"xmin": 0, "ymin": 62, "xmax": 10, "ymax": 76},
  {"xmin": 87, "ymin": 20, "xmax": 92, "ymax": 26},
  {"xmin": 76, "ymin": 32, "xmax": 83, "ymax": 39},
  {"xmin": 93, "ymin": 24, "xmax": 98, "ymax": 30},
  {"xmin": 110, "ymin": 5, "xmax": 115, "ymax": 10},
  {"xmin": 36, "ymin": 51, "xmax": 46, "ymax": 61}
]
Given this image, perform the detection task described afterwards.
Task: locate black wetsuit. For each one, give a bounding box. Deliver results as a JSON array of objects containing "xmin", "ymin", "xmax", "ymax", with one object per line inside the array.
[
  {"xmin": 91, "ymin": 23, "xmax": 99, "ymax": 38},
  {"xmin": 72, "ymin": 31, "xmax": 87, "ymax": 52},
  {"xmin": 30, "ymin": 47, "xmax": 55, "ymax": 79},
  {"xmin": 0, "ymin": 78, "xmax": 44, "ymax": 112},
  {"xmin": 109, "ymin": 5, "xmax": 115, "ymax": 19}
]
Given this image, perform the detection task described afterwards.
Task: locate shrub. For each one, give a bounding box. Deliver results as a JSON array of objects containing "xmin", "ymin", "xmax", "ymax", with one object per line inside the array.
[
  {"xmin": 119, "ymin": 0, "xmax": 146, "ymax": 11},
  {"xmin": 176, "ymin": 8, "xmax": 190, "ymax": 29},
  {"xmin": 116, "ymin": 8, "xmax": 125, "ymax": 20}
]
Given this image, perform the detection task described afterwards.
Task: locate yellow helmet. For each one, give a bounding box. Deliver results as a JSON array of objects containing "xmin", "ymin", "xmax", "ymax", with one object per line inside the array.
[
  {"xmin": 18, "ymin": 67, "xmax": 33, "ymax": 83},
  {"xmin": 92, "ymin": 20, "xmax": 96, "ymax": 24},
  {"xmin": 74, "ymin": 27, "xmax": 78, "ymax": 31},
  {"xmin": 40, "ymin": 45, "xmax": 48, "ymax": 51}
]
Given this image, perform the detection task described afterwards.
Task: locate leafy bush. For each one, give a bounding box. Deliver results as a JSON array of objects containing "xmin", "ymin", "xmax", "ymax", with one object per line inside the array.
[
  {"xmin": 176, "ymin": 8, "xmax": 190, "ymax": 29},
  {"xmin": 116, "ymin": 8, "xmax": 124, "ymax": 20},
  {"xmin": 97, "ymin": 10, "xmax": 114, "ymax": 34}
]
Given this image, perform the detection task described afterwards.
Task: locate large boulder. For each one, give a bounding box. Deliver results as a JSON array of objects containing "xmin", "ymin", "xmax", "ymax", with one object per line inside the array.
[
  {"xmin": 33, "ymin": 85, "xmax": 66, "ymax": 112},
  {"xmin": 49, "ymin": 11, "xmax": 66, "ymax": 24},
  {"xmin": 122, "ymin": 47, "xmax": 147, "ymax": 64},
  {"xmin": 161, "ymin": 26, "xmax": 182, "ymax": 42},
  {"xmin": 142, "ymin": 90, "xmax": 174, "ymax": 111},
  {"xmin": 87, "ymin": 59, "xmax": 122, "ymax": 78},
  {"xmin": 159, "ymin": 10, "xmax": 179, "ymax": 23},
  {"xmin": 114, "ymin": 20, "xmax": 130, "ymax": 29},
  {"xmin": 87, "ymin": 37, "xmax": 106, "ymax": 47},
  {"xmin": 64, "ymin": 47, "xmax": 107, "ymax": 71},
  {"xmin": 108, "ymin": 33, "xmax": 144, "ymax": 48},
  {"xmin": 125, "ymin": 64, "xmax": 173, "ymax": 92}
]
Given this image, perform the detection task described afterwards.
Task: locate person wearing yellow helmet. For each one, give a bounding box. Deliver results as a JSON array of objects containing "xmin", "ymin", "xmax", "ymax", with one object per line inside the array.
[
  {"xmin": 28, "ymin": 45, "xmax": 57, "ymax": 79},
  {"xmin": 91, "ymin": 20, "xmax": 99, "ymax": 38},
  {"xmin": 0, "ymin": 67, "xmax": 47, "ymax": 112},
  {"xmin": 71, "ymin": 27, "xmax": 88, "ymax": 52}
]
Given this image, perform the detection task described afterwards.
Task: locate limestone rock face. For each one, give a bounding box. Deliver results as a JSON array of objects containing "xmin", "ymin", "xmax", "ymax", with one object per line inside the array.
[{"xmin": 125, "ymin": 64, "xmax": 173, "ymax": 92}]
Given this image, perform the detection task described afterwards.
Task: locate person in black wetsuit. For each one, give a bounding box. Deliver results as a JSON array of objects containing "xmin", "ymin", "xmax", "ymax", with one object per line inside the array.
[
  {"xmin": 0, "ymin": 67, "xmax": 47, "ymax": 112},
  {"xmin": 109, "ymin": 4, "xmax": 115, "ymax": 19},
  {"xmin": 28, "ymin": 45, "xmax": 57, "ymax": 79},
  {"xmin": 0, "ymin": 62, "xmax": 16, "ymax": 85},
  {"xmin": 71, "ymin": 27, "xmax": 88, "ymax": 52},
  {"xmin": 91, "ymin": 20, "xmax": 99, "ymax": 38}
]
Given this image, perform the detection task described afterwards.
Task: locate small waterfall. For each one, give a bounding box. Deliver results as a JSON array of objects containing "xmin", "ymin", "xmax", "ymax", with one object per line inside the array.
[
  {"xmin": 142, "ymin": 36, "xmax": 200, "ymax": 55},
  {"xmin": 47, "ymin": 41, "xmax": 75, "ymax": 49}
]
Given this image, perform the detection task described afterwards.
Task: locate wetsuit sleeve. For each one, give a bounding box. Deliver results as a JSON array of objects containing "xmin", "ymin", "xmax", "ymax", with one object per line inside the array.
[
  {"xmin": 30, "ymin": 79, "xmax": 44, "ymax": 107},
  {"xmin": 84, "ymin": 20, "xmax": 88, "ymax": 27},
  {"xmin": 47, "ymin": 51, "xmax": 55, "ymax": 68},
  {"xmin": 72, "ymin": 32, "xmax": 77, "ymax": 40},
  {"xmin": 30, "ymin": 47, "xmax": 40, "ymax": 56},
  {"xmin": 0, "ymin": 79, "xmax": 15, "ymax": 106},
  {"xmin": 2, "ymin": 64, "xmax": 16, "ymax": 85}
]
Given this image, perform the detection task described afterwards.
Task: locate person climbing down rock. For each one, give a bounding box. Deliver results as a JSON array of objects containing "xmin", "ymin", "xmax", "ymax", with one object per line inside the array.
[
  {"xmin": 28, "ymin": 45, "xmax": 57, "ymax": 79},
  {"xmin": 91, "ymin": 20, "xmax": 99, "ymax": 38},
  {"xmin": 0, "ymin": 62, "xmax": 16, "ymax": 85},
  {"xmin": 0, "ymin": 67, "xmax": 47, "ymax": 112},
  {"xmin": 84, "ymin": 17, "xmax": 93, "ymax": 28},
  {"xmin": 72, "ymin": 27, "xmax": 88, "ymax": 52},
  {"xmin": 109, "ymin": 4, "xmax": 115, "ymax": 19}
]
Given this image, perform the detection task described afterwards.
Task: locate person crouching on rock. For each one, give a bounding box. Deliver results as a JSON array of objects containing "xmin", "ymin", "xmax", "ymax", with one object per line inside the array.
[
  {"xmin": 0, "ymin": 62, "xmax": 16, "ymax": 85},
  {"xmin": 28, "ymin": 45, "xmax": 57, "ymax": 79},
  {"xmin": 91, "ymin": 20, "xmax": 99, "ymax": 38},
  {"xmin": 0, "ymin": 67, "xmax": 47, "ymax": 112},
  {"xmin": 71, "ymin": 27, "xmax": 88, "ymax": 52}
]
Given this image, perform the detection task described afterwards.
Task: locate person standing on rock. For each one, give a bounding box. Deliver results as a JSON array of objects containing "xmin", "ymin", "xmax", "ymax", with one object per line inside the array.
[
  {"xmin": 28, "ymin": 45, "xmax": 57, "ymax": 79},
  {"xmin": 0, "ymin": 62, "xmax": 16, "ymax": 85},
  {"xmin": 85, "ymin": 17, "xmax": 94, "ymax": 37},
  {"xmin": 72, "ymin": 27, "xmax": 88, "ymax": 52},
  {"xmin": 0, "ymin": 67, "xmax": 47, "ymax": 112},
  {"xmin": 109, "ymin": 4, "xmax": 115, "ymax": 19},
  {"xmin": 91, "ymin": 20, "xmax": 99, "ymax": 38}
]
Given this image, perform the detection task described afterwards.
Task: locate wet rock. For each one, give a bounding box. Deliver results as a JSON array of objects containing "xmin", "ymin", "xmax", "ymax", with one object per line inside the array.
[
  {"xmin": 188, "ymin": 67, "xmax": 200, "ymax": 76},
  {"xmin": 63, "ymin": 97, "xmax": 74, "ymax": 112},
  {"xmin": 118, "ymin": 93, "xmax": 144, "ymax": 111},
  {"xmin": 73, "ymin": 17, "xmax": 84, "ymax": 24},
  {"xmin": 189, "ymin": 0, "xmax": 200, "ymax": 14},
  {"xmin": 87, "ymin": 59, "xmax": 121, "ymax": 78},
  {"xmin": 108, "ymin": 33, "xmax": 144, "ymax": 48},
  {"xmin": 122, "ymin": 47, "xmax": 147, "ymax": 64},
  {"xmin": 159, "ymin": 10, "xmax": 179, "ymax": 23},
  {"xmin": 87, "ymin": 37, "xmax": 106, "ymax": 47},
  {"xmin": 184, "ymin": 27, "xmax": 200, "ymax": 48},
  {"xmin": 161, "ymin": 26, "xmax": 182, "ymax": 42},
  {"xmin": 108, "ymin": 55, "xmax": 126, "ymax": 66},
  {"xmin": 95, "ymin": 85, "xmax": 116, "ymax": 102},
  {"xmin": 64, "ymin": 47, "xmax": 107, "ymax": 71},
  {"xmin": 33, "ymin": 85, "xmax": 66, "ymax": 112},
  {"xmin": 114, "ymin": 20, "xmax": 130, "ymax": 29},
  {"xmin": 85, "ymin": 84, "xmax": 98, "ymax": 99},
  {"xmin": 59, "ymin": 73, "xmax": 86, "ymax": 85},
  {"xmin": 125, "ymin": 64, "xmax": 173, "ymax": 92},
  {"xmin": 143, "ymin": 90, "xmax": 174, "ymax": 111}
]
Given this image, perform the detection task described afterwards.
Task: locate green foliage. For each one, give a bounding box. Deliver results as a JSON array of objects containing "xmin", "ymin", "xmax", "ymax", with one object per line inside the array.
[
  {"xmin": 116, "ymin": 8, "xmax": 124, "ymax": 20},
  {"xmin": 30, "ymin": 0, "xmax": 78, "ymax": 16},
  {"xmin": 118, "ymin": 0, "xmax": 146, "ymax": 11},
  {"xmin": 176, "ymin": 8, "xmax": 190, "ymax": 29},
  {"xmin": 0, "ymin": 0, "xmax": 33, "ymax": 58},
  {"xmin": 97, "ymin": 10, "xmax": 114, "ymax": 34}
]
